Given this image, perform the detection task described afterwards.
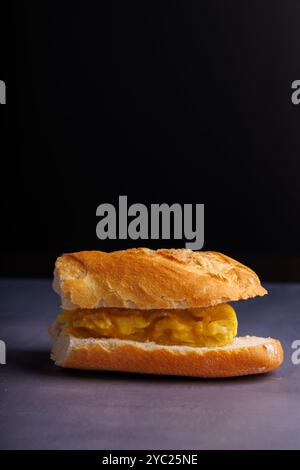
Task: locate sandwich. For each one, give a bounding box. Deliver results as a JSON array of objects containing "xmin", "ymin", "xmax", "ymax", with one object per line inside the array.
[{"xmin": 49, "ymin": 248, "xmax": 283, "ymax": 377}]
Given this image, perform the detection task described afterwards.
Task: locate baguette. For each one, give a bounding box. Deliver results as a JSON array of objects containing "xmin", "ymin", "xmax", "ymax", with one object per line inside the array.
[
  {"xmin": 50, "ymin": 248, "xmax": 283, "ymax": 378},
  {"xmin": 50, "ymin": 328, "xmax": 283, "ymax": 378},
  {"xmin": 53, "ymin": 248, "xmax": 267, "ymax": 310}
]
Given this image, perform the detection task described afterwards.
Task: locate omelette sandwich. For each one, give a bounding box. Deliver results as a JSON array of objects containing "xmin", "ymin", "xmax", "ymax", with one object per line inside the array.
[{"xmin": 50, "ymin": 248, "xmax": 283, "ymax": 377}]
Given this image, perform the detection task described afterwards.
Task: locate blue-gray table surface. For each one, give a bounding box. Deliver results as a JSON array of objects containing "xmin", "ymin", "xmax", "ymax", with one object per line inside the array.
[{"xmin": 0, "ymin": 280, "xmax": 299, "ymax": 450}]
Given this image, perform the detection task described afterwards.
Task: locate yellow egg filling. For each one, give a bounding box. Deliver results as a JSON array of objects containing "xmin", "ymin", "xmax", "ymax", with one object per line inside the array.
[{"xmin": 58, "ymin": 303, "xmax": 238, "ymax": 347}]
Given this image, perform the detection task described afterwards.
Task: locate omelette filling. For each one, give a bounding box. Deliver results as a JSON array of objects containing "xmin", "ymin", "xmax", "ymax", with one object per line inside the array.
[{"xmin": 58, "ymin": 303, "xmax": 238, "ymax": 347}]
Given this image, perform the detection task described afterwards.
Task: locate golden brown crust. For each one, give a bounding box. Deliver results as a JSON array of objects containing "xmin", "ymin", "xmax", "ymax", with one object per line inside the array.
[
  {"xmin": 54, "ymin": 248, "xmax": 267, "ymax": 310},
  {"xmin": 51, "ymin": 333, "xmax": 283, "ymax": 378}
]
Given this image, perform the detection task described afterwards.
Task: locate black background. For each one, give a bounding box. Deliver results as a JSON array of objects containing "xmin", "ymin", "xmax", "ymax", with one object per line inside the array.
[{"xmin": 2, "ymin": 1, "xmax": 300, "ymax": 279}]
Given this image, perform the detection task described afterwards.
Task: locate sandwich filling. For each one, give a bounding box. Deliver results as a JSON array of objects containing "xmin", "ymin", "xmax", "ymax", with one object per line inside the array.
[{"xmin": 57, "ymin": 303, "xmax": 238, "ymax": 347}]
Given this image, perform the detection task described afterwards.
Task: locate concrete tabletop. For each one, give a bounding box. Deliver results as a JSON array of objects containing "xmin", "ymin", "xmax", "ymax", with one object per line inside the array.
[{"xmin": 0, "ymin": 280, "xmax": 299, "ymax": 450}]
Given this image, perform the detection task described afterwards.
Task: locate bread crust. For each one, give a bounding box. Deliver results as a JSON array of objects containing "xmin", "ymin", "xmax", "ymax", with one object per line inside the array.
[
  {"xmin": 54, "ymin": 248, "xmax": 267, "ymax": 310},
  {"xmin": 50, "ymin": 331, "xmax": 283, "ymax": 378}
]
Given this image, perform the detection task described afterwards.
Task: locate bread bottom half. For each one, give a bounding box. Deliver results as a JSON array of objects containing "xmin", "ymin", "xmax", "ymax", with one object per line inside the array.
[{"xmin": 50, "ymin": 326, "xmax": 283, "ymax": 378}]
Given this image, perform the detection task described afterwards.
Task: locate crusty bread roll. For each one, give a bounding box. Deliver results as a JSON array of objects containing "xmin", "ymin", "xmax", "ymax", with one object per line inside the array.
[
  {"xmin": 53, "ymin": 248, "xmax": 267, "ymax": 310},
  {"xmin": 50, "ymin": 248, "xmax": 283, "ymax": 377},
  {"xmin": 50, "ymin": 327, "xmax": 283, "ymax": 378}
]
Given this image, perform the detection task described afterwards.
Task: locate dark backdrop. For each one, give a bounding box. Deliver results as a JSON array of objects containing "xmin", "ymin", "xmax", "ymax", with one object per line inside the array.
[{"xmin": 2, "ymin": 1, "xmax": 300, "ymax": 280}]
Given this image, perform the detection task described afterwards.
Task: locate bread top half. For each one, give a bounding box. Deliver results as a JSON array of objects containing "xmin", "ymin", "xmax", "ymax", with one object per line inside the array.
[{"xmin": 53, "ymin": 248, "xmax": 267, "ymax": 310}]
